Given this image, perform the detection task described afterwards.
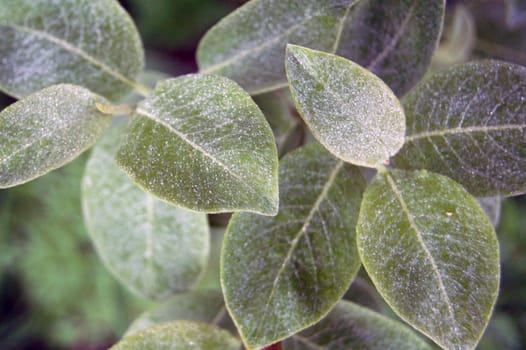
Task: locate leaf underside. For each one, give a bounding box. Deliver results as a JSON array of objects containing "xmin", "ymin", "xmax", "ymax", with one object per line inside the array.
[
  {"xmin": 0, "ymin": 84, "xmax": 111, "ymax": 188},
  {"xmin": 116, "ymin": 74, "xmax": 279, "ymax": 215},
  {"xmin": 286, "ymin": 44, "xmax": 406, "ymax": 168},
  {"xmin": 222, "ymin": 143, "xmax": 366, "ymax": 349},
  {"xmin": 82, "ymin": 122, "xmax": 210, "ymax": 300},
  {"xmin": 0, "ymin": 0, "xmax": 144, "ymax": 100},
  {"xmin": 357, "ymin": 169, "xmax": 500, "ymax": 350},
  {"xmin": 394, "ymin": 60, "xmax": 526, "ymax": 197}
]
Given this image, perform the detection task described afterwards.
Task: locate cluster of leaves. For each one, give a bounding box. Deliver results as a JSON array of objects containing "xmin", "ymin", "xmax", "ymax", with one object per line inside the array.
[{"xmin": 0, "ymin": 0, "xmax": 525, "ymax": 349}]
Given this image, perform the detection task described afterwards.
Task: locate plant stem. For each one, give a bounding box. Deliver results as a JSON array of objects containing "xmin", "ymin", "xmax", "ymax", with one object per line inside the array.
[{"xmin": 261, "ymin": 342, "xmax": 283, "ymax": 350}]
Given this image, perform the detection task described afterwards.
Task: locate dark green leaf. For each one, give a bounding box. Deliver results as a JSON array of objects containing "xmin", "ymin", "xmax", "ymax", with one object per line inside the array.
[
  {"xmin": 357, "ymin": 169, "xmax": 500, "ymax": 350},
  {"xmin": 394, "ymin": 60, "xmax": 526, "ymax": 197},
  {"xmin": 222, "ymin": 143, "xmax": 365, "ymax": 348},
  {"xmin": 284, "ymin": 300, "xmax": 433, "ymax": 350},
  {"xmin": 0, "ymin": 0, "xmax": 145, "ymax": 100},
  {"xmin": 111, "ymin": 321, "xmax": 241, "ymax": 350},
  {"xmin": 116, "ymin": 74, "xmax": 279, "ymax": 215},
  {"xmin": 82, "ymin": 122, "xmax": 210, "ymax": 300},
  {"xmin": 286, "ymin": 45, "xmax": 405, "ymax": 168},
  {"xmin": 0, "ymin": 84, "xmax": 111, "ymax": 188}
]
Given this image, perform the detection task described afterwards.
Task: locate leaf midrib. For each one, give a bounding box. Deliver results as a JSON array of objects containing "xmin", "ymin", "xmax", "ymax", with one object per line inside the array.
[
  {"xmin": 385, "ymin": 173, "xmax": 460, "ymax": 343},
  {"xmin": 254, "ymin": 160, "xmax": 344, "ymax": 337},
  {"xmin": 405, "ymin": 124, "xmax": 526, "ymax": 142}
]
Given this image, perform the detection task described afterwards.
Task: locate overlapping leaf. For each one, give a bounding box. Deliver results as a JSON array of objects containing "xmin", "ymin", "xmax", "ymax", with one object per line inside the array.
[
  {"xmin": 125, "ymin": 290, "xmax": 234, "ymax": 336},
  {"xmin": 111, "ymin": 321, "xmax": 241, "ymax": 350},
  {"xmin": 357, "ymin": 169, "xmax": 500, "ymax": 350},
  {"xmin": 0, "ymin": 0, "xmax": 144, "ymax": 100},
  {"xmin": 222, "ymin": 143, "xmax": 365, "ymax": 348},
  {"xmin": 115, "ymin": 74, "xmax": 279, "ymax": 215},
  {"xmin": 286, "ymin": 45, "xmax": 405, "ymax": 168},
  {"xmin": 284, "ymin": 301, "xmax": 432, "ymax": 350},
  {"xmin": 82, "ymin": 123, "xmax": 209, "ymax": 300},
  {"xmin": 394, "ymin": 60, "xmax": 526, "ymax": 197},
  {"xmin": 197, "ymin": 0, "xmax": 444, "ymax": 96},
  {"xmin": 0, "ymin": 84, "xmax": 111, "ymax": 188}
]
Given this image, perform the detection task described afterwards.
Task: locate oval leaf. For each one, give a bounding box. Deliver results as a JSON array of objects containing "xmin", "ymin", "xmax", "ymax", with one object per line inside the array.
[
  {"xmin": 111, "ymin": 321, "xmax": 241, "ymax": 350},
  {"xmin": 284, "ymin": 301, "xmax": 433, "ymax": 350},
  {"xmin": 125, "ymin": 290, "xmax": 234, "ymax": 336},
  {"xmin": 115, "ymin": 74, "xmax": 279, "ymax": 215},
  {"xmin": 394, "ymin": 60, "xmax": 526, "ymax": 197},
  {"xmin": 82, "ymin": 122, "xmax": 209, "ymax": 300},
  {"xmin": 336, "ymin": 0, "xmax": 445, "ymax": 96},
  {"xmin": 0, "ymin": 0, "xmax": 144, "ymax": 100},
  {"xmin": 222, "ymin": 143, "xmax": 366, "ymax": 348},
  {"xmin": 357, "ymin": 169, "xmax": 500, "ymax": 350},
  {"xmin": 0, "ymin": 84, "xmax": 111, "ymax": 188},
  {"xmin": 286, "ymin": 45, "xmax": 405, "ymax": 168},
  {"xmin": 197, "ymin": 0, "xmax": 358, "ymax": 95}
]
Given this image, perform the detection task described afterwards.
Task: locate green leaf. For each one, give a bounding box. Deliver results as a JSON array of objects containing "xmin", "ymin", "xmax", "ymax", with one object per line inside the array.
[
  {"xmin": 82, "ymin": 122, "xmax": 210, "ymax": 300},
  {"xmin": 197, "ymin": 0, "xmax": 359, "ymax": 95},
  {"xmin": 222, "ymin": 143, "xmax": 366, "ymax": 348},
  {"xmin": 197, "ymin": 0, "xmax": 444, "ymax": 96},
  {"xmin": 0, "ymin": 84, "xmax": 111, "ymax": 188},
  {"xmin": 357, "ymin": 169, "xmax": 500, "ymax": 350},
  {"xmin": 336, "ymin": 0, "xmax": 445, "ymax": 96},
  {"xmin": 125, "ymin": 290, "xmax": 235, "ymax": 336},
  {"xmin": 394, "ymin": 60, "xmax": 526, "ymax": 197},
  {"xmin": 284, "ymin": 300, "xmax": 433, "ymax": 350},
  {"xmin": 0, "ymin": 0, "xmax": 145, "ymax": 100},
  {"xmin": 110, "ymin": 321, "xmax": 241, "ymax": 350},
  {"xmin": 286, "ymin": 45, "xmax": 405, "ymax": 168},
  {"xmin": 115, "ymin": 74, "xmax": 279, "ymax": 216}
]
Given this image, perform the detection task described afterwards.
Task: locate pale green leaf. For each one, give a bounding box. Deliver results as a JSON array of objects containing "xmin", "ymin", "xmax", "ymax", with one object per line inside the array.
[
  {"xmin": 394, "ymin": 60, "xmax": 526, "ymax": 197},
  {"xmin": 0, "ymin": 0, "xmax": 145, "ymax": 100},
  {"xmin": 222, "ymin": 143, "xmax": 365, "ymax": 349},
  {"xmin": 357, "ymin": 169, "xmax": 500, "ymax": 350},
  {"xmin": 284, "ymin": 300, "xmax": 433, "ymax": 350},
  {"xmin": 286, "ymin": 45, "xmax": 405, "ymax": 168},
  {"xmin": 0, "ymin": 84, "xmax": 111, "ymax": 188},
  {"xmin": 82, "ymin": 122, "xmax": 209, "ymax": 300},
  {"xmin": 111, "ymin": 321, "xmax": 241, "ymax": 350},
  {"xmin": 197, "ymin": 0, "xmax": 359, "ymax": 95},
  {"xmin": 336, "ymin": 0, "xmax": 445, "ymax": 96},
  {"xmin": 125, "ymin": 290, "xmax": 234, "ymax": 336},
  {"xmin": 115, "ymin": 74, "xmax": 279, "ymax": 215}
]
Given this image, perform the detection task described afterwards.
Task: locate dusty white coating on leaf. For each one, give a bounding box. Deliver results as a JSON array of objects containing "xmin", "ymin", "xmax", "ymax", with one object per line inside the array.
[
  {"xmin": 197, "ymin": 0, "xmax": 359, "ymax": 94},
  {"xmin": 357, "ymin": 169, "xmax": 500, "ymax": 350},
  {"xmin": 0, "ymin": 0, "xmax": 144, "ymax": 100},
  {"xmin": 285, "ymin": 300, "xmax": 432, "ymax": 349},
  {"xmin": 221, "ymin": 143, "xmax": 366, "ymax": 348},
  {"xmin": 82, "ymin": 123, "xmax": 209, "ymax": 300},
  {"xmin": 395, "ymin": 60, "xmax": 526, "ymax": 197},
  {"xmin": 286, "ymin": 45, "xmax": 405, "ymax": 168},
  {"xmin": 110, "ymin": 321, "xmax": 241, "ymax": 350},
  {"xmin": 0, "ymin": 84, "xmax": 111, "ymax": 188},
  {"xmin": 115, "ymin": 74, "xmax": 279, "ymax": 215}
]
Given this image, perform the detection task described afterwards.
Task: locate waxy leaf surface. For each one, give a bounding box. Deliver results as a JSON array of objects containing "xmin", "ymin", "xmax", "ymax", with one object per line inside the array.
[
  {"xmin": 284, "ymin": 301, "xmax": 432, "ymax": 350},
  {"xmin": 286, "ymin": 45, "xmax": 405, "ymax": 168},
  {"xmin": 222, "ymin": 143, "xmax": 366, "ymax": 349},
  {"xmin": 111, "ymin": 321, "xmax": 240, "ymax": 350},
  {"xmin": 357, "ymin": 169, "xmax": 500, "ymax": 350},
  {"xmin": 116, "ymin": 74, "xmax": 279, "ymax": 215},
  {"xmin": 125, "ymin": 290, "xmax": 234, "ymax": 336},
  {"xmin": 0, "ymin": 84, "xmax": 111, "ymax": 188},
  {"xmin": 336, "ymin": 0, "xmax": 445, "ymax": 96},
  {"xmin": 197, "ymin": 0, "xmax": 443, "ymax": 96},
  {"xmin": 394, "ymin": 60, "xmax": 526, "ymax": 197},
  {"xmin": 82, "ymin": 123, "xmax": 209, "ymax": 300},
  {"xmin": 0, "ymin": 0, "xmax": 144, "ymax": 100}
]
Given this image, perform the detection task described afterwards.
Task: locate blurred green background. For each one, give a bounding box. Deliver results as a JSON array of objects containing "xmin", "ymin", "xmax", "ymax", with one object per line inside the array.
[{"xmin": 0, "ymin": 0, "xmax": 525, "ymax": 349}]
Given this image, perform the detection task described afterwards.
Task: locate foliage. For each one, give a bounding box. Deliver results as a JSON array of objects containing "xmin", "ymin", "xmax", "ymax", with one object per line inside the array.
[{"xmin": 0, "ymin": 0, "xmax": 525, "ymax": 349}]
